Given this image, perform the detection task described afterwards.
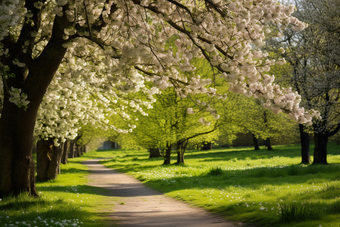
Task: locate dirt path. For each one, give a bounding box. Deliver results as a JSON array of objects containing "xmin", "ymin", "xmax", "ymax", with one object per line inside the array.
[{"xmin": 84, "ymin": 159, "xmax": 254, "ymax": 227}]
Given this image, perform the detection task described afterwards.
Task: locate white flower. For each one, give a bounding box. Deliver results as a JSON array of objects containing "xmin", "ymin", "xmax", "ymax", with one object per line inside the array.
[{"xmin": 187, "ymin": 108, "xmax": 194, "ymax": 114}]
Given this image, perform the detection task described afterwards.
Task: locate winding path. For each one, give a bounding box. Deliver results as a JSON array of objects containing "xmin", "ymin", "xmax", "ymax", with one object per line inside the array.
[{"xmin": 83, "ymin": 159, "xmax": 254, "ymax": 227}]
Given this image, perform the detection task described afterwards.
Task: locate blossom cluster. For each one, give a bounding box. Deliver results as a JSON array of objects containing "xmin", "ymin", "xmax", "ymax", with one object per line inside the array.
[
  {"xmin": 34, "ymin": 43, "xmax": 157, "ymax": 146},
  {"xmin": 0, "ymin": 0, "xmax": 24, "ymax": 55},
  {"xmin": 8, "ymin": 87, "xmax": 30, "ymax": 109},
  {"xmin": 0, "ymin": 0, "xmax": 321, "ymax": 137}
]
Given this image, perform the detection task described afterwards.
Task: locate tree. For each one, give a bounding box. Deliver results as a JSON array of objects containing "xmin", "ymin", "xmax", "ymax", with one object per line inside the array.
[
  {"xmin": 0, "ymin": 0, "xmax": 318, "ymax": 196},
  {"xmin": 116, "ymin": 57, "xmax": 223, "ymax": 164},
  {"xmin": 265, "ymin": 52, "xmax": 311, "ymax": 163},
  {"xmin": 265, "ymin": 0, "xmax": 340, "ymax": 164},
  {"xmin": 34, "ymin": 68, "xmax": 108, "ymax": 181},
  {"xmin": 218, "ymin": 91, "xmax": 298, "ymax": 150},
  {"xmin": 300, "ymin": 0, "xmax": 340, "ymax": 164},
  {"xmin": 116, "ymin": 86, "xmax": 218, "ymax": 165},
  {"xmin": 36, "ymin": 138, "xmax": 63, "ymax": 182},
  {"xmin": 61, "ymin": 140, "xmax": 70, "ymax": 164}
]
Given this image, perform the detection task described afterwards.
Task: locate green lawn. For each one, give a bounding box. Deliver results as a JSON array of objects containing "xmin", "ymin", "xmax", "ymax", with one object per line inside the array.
[
  {"xmin": 0, "ymin": 150, "xmax": 118, "ymax": 227},
  {"xmin": 100, "ymin": 143, "xmax": 340, "ymax": 227},
  {"xmin": 1, "ymin": 144, "xmax": 340, "ymax": 227}
]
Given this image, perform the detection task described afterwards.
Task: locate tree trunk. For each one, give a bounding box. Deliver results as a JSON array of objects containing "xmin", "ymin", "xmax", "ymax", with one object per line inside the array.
[
  {"xmin": 76, "ymin": 144, "xmax": 82, "ymax": 157},
  {"xmin": 73, "ymin": 145, "xmax": 77, "ymax": 157},
  {"xmin": 202, "ymin": 142, "xmax": 212, "ymax": 150},
  {"xmin": 149, "ymin": 148, "xmax": 161, "ymax": 158},
  {"xmin": 176, "ymin": 141, "xmax": 187, "ymax": 164},
  {"xmin": 176, "ymin": 151, "xmax": 184, "ymax": 164},
  {"xmin": 265, "ymin": 138, "xmax": 273, "ymax": 150},
  {"xmin": 0, "ymin": 85, "xmax": 42, "ymax": 197},
  {"xmin": 0, "ymin": 107, "xmax": 37, "ymax": 197},
  {"xmin": 252, "ymin": 134, "xmax": 260, "ymax": 150},
  {"xmin": 36, "ymin": 138, "xmax": 63, "ymax": 182},
  {"xmin": 79, "ymin": 144, "xmax": 83, "ymax": 156},
  {"xmin": 0, "ymin": 9, "xmax": 72, "ymax": 196},
  {"xmin": 61, "ymin": 140, "xmax": 70, "ymax": 164},
  {"xmin": 163, "ymin": 144, "xmax": 172, "ymax": 165},
  {"xmin": 68, "ymin": 140, "xmax": 75, "ymax": 158},
  {"xmin": 262, "ymin": 110, "xmax": 273, "ymax": 150},
  {"xmin": 313, "ymin": 133, "xmax": 328, "ymax": 164},
  {"xmin": 73, "ymin": 144, "xmax": 79, "ymax": 157},
  {"xmin": 299, "ymin": 124, "xmax": 310, "ymax": 164}
]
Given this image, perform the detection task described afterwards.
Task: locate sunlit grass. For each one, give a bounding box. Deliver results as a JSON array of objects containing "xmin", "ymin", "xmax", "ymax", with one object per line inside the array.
[
  {"xmin": 0, "ymin": 151, "xmax": 118, "ymax": 227},
  {"xmin": 100, "ymin": 143, "xmax": 340, "ymax": 227},
  {"xmin": 2, "ymin": 145, "xmax": 339, "ymax": 227}
]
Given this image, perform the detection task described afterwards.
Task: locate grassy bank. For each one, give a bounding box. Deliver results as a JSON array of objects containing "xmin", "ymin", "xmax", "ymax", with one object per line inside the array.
[
  {"xmin": 0, "ymin": 150, "xmax": 117, "ymax": 227},
  {"xmin": 100, "ymin": 143, "xmax": 340, "ymax": 227}
]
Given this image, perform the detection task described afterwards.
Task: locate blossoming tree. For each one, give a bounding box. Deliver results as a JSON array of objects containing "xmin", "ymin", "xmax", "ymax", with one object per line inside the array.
[
  {"xmin": 34, "ymin": 67, "xmax": 102, "ymax": 182},
  {"xmin": 264, "ymin": 0, "xmax": 340, "ymax": 164},
  {"xmin": 116, "ymin": 86, "xmax": 219, "ymax": 165},
  {"xmin": 0, "ymin": 0, "xmax": 319, "ymax": 196}
]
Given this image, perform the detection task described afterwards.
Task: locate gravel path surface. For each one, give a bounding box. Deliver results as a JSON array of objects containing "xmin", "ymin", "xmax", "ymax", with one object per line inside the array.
[{"xmin": 84, "ymin": 159, "xmax": 254, "ymax": 227}]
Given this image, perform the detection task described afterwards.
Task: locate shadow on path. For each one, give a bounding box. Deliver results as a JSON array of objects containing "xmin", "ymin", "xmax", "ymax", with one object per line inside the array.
[{"xmin": 83, "ymin": 159, "xmax": 255, "ymax": 227}]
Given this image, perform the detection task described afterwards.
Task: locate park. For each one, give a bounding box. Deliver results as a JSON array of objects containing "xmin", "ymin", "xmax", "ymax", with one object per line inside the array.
[{"xmin": 0, "ymin": 0, "xmax": 340, "ymax": 226}]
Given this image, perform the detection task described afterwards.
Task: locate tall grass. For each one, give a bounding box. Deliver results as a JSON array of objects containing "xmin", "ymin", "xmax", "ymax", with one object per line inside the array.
[
  {"xmin": 281, "ymin": 199, "xmax": 340, "ymax": 223},
  {"xmin": 281, "ymin": 202, "xmax": 323, "ymax": 222}
]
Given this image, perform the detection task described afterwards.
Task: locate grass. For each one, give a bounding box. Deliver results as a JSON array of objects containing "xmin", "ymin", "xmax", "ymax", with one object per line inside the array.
[
  {"xmin": 2, "ymin": 144, "xmax": 340, "ymax": 227},
  {"xmin": 98, "ymin": 143, "xmax": 340, "ymax": 227},
  {"xmin": 0, "ymin": 149, "xmax": 119, "ymax": 227}
]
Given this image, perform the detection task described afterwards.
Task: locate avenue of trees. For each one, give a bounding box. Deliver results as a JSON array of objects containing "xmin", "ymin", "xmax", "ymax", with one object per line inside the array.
[{"xmin": 0, "ymin": 0, "xmax": 329, "ymax": 197}]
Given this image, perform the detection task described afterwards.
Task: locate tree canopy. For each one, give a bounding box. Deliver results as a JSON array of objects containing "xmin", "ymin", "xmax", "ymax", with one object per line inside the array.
[
  {"xmin": 0, "ymin": 0, "xmax": 321, "ymax": 196},
  {"xmin": 264, "ymin": 0, "xmax": 340, "ymax": 164}
]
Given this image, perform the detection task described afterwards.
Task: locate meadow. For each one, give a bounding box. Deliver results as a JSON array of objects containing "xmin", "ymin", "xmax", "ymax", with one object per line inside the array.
[
  {"xmin": 100, "ymin": 143, "xmax": 340, "ymax": 227},
  {"xmin": 1, "ymin": 144, "xmax": 340, "ymax": 227}
]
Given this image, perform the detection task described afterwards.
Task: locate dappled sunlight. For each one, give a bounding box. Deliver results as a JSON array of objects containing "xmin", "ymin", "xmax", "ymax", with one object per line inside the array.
[{"xmin": 100, "ymin": 144, "xmax": 340, "ymax": 226}]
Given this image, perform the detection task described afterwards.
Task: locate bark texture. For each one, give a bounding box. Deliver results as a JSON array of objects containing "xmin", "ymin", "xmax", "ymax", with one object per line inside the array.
[
  {"xmin": 36, "ymin": 138, "xmax": 63, "ymax": 182},
  {"xmin": 61, "ymin": 140, "xmax": 70, "ymax": 164},
  {"xmin": 68, "ymin": 140, "xmax": 75, "ymax": 158},
  {"xmin": 176, "ymin": 151, "xmax": 184, "ymax": 164},
  {"xmin": 176, "ymin": 141, "xmax": 187, "ymax": 164},
  {"xmin": 0, "ymin": 98, "xmax": 39, "ymax": 197},
  {"xmin": 163, "ymin": 144, "xmax": 172, "ymax": 165},
  {"xmin": 299, "ymin": 124, "xmax": 310, "ymax": 164},
  {"xmin": 0, "ymin": 5, "xmax": 72, "ymax": 196},
  {"xmin": 313, "ymin": 133, "xmax": 328, "ymax": 164}
]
